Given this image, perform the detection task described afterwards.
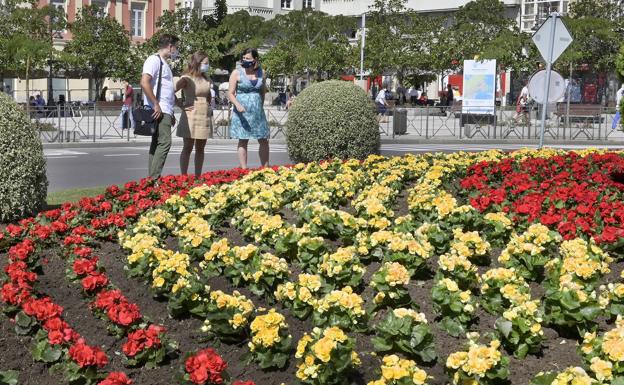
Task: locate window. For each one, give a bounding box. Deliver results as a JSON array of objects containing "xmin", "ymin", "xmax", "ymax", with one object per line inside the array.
[
  {"xmin": 51, "ymin": 0, "xmax": 65, "ymax": 33},
  {"xmin": 91, "ymin": 0, "xmax": 108, "ymax": 16},
  {"xmin": 131, "ymin": 3, "xmax": 145, "ymax": 38},
  {"xmin": 281, "ymin": 0, "xmax": 292, "ymax": 9},
  {"xmin": 303, "ymin": 0, "xmax": 313, "ymax": 8}
]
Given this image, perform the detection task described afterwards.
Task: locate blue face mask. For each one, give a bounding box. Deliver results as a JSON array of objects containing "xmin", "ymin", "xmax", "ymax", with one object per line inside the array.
[
  {"xmin": 170, "ymin": 48, "xmax": 179, "ymax": 60},
  {"xmin": 241, "ymin": 60, "xmax": 255, "ymax": 69},
  {"xmin": 200, "ymin": 63, "xmax": 210, "ymax": 73}
]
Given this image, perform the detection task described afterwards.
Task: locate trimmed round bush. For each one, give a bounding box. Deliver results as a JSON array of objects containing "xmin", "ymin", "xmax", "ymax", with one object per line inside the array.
[
  {"xmin": 286, "ymin": 80, "xmax": 380, "ymax": 162},
  {"xmin": 0, "ymin": 93, "xmax": 48, "ymax": 222}
]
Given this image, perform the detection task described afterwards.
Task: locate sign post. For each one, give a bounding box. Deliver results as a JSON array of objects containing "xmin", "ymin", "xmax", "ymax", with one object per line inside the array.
[{"xmin": 532, "ymin": 12, "xmax": 573, "ymax": 149}]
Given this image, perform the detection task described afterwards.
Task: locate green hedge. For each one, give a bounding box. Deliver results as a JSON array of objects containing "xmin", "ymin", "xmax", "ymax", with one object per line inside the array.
[
  {"xmin": 0, "ymin": 93, "xmax": 48, "ymax": 221},
  {"xmin": 286, "ymin": 80, "xmax": 380, "ymax": 162}
]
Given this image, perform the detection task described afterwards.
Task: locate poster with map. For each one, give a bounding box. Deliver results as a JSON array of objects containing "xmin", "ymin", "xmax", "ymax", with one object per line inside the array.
[{"xmin": 462, "ymin": 60, "xmax": 496, "ymax": 115}]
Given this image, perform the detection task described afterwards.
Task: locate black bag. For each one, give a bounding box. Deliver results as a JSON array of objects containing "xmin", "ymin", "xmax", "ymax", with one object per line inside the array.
[{"xmin": 133, "ymin": 56, "xmax": 163, "ymax": 136}]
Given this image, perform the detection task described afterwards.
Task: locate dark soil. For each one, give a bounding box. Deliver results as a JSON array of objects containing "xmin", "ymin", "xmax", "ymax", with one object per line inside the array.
[{"xmin": 0, "ymin": 183, "xmax": 620, "ymax": 385}]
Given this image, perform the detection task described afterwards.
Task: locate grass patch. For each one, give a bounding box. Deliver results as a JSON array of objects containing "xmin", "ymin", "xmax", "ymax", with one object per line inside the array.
[{"xmin": 47, "ymin": 186, "xmax": 107, "ymax": 205}]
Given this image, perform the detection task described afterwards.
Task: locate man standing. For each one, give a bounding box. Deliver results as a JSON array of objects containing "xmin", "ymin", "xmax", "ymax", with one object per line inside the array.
[{"xmin": 140, "ymin": 34, "xmax": 179, "ymax": 180}]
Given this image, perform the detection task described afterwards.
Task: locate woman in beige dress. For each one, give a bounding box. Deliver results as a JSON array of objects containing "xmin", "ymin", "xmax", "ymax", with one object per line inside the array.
[{"xmin": 176, "ymin": 51, "xmax": 213, "ymax": 177}]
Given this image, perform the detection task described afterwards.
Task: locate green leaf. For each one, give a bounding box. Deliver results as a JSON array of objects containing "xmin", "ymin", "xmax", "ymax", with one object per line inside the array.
[
  {"xmin": 0, "ymin": 370, "xmax": 19, "ymax": 385},
  {"xmin": 495, "ymin": 318, "xmax": 513, "ymax": 338},
  {"xmin": 371, "ymin": 336, "xmax": 393, "ymax": 352}
]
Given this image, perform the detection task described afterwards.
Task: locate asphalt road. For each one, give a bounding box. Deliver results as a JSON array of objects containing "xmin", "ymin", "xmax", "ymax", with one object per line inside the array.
[{"xmin": 44, "ymin": 142, "xmax": 624, "ymax": 192}]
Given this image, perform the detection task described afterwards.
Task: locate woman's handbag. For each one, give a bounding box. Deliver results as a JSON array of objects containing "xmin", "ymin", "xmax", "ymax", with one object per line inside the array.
[{"xmin": 133, "ymin": 56, "xmax": 163, "ymax": 136}]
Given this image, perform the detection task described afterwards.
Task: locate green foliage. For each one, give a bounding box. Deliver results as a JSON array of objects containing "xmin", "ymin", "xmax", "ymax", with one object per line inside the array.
[
  {"xmin": 0, "ymin": 370, "xmax": 18, "ymax": 385},
  {"xmin": 0, "ymin": 93, "xmax": 48, "ymax": 222},
  {"xmin": 147, "ymin": 9, "xmax": 267, "ymax": 72},
  {"xmin": 559, "ymin": 0, "xmax": 624, "ymax": 75},
  {"xmin": 286, "ymin": 80, "xmax": 379, "ymax": 162},
  {"xmin": 62, "ymin": 5, "xmax": 134, "ymax": 98},
  {"xmin": 371, "ymin": 309, "xmax": 437, "ymax": 363},
  {"xmin": 263, "ymin": 9, "xmax": 355, "ymax": 80},
  {"xmin": 617, "ymin": 44, "xmax": 624, "ymax": 82},
  {"xmin": 450, "ymin": 0, "xmax": 536, "ymax": 73},
  {"xmin": 364, "ymin": 0, "xmax": 446, "ymax": 79}
]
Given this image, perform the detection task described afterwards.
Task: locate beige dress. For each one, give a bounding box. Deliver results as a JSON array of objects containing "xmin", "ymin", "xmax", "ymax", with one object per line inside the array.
[{"xmin": 176, "ymin": 75, "xmax": 213, "ymax": 139}]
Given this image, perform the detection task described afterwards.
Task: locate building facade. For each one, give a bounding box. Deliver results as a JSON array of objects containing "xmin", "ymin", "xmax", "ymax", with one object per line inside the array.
[
  {"xmin": 8, "ymin": 0, "xmax": 179, "ymax": 102},
  {"xmin": 198, "ymin": 0, "xmax": 320, "ymax": 20}
]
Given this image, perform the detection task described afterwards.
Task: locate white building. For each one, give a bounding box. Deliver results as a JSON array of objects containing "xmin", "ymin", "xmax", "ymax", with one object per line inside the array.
[
  {"xmin": 199, "ymin": 0, "xmax": 523, "ymax": 22},
  {"xmin": 199, "ymin": 0, "xmax": 320, "ymax": 19}
]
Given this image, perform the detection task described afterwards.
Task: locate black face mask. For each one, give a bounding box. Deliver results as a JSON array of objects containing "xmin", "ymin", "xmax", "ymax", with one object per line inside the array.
[{"xmin": 242, "ymin": 60, "xmax": 255, "ymax": 69}]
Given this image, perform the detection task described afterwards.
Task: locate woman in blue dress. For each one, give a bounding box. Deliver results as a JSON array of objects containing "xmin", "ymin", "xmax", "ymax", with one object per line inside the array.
[{"xmin": 227, "ymin": 48, "xmax": 270, "ymax": 169}]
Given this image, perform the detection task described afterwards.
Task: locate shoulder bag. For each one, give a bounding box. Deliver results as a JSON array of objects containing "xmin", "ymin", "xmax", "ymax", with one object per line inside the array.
[{"xmin": 133, "ymin": 56, "xmax": 163, "ymax": 136}]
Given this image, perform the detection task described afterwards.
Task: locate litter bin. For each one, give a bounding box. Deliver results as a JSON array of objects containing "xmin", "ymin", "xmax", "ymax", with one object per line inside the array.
[{"xmin": 393, "ymin": 108, "xmax": 408, "ymax": 135}]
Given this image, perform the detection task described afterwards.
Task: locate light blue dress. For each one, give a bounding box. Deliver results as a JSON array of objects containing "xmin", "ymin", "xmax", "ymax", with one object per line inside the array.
[{"xmin": 229, "ymin": 68, "xmax": 269, "ymax": 140}]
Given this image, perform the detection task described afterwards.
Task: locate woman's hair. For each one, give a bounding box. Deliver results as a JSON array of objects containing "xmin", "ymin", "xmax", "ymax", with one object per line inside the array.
[
  {"xmin": 184, "ymin": 51, "xmax": 208, "ymax": 78},
  {"xmin": 241, "ymin": 48, "xmax": 260, "ymax": 70}
]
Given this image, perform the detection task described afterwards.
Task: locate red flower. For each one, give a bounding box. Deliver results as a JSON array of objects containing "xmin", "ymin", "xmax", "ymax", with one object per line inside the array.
[
  {"xmin": 1, "ymin": 283, "xmax": 31, "ymax": 306},
  {"xmin": 81, "ymin": 273, "xmax": 109, "ymax": 292},
  {"xmin": 232, "ymin": 381, "xmax": 255, "ymax": 385},
  {"xmin": 31, "ymin": 225, "xmax": 52, "ymax": 240},
  {"xmin": 51, "ymin": 220, "xmax": 69, "ymax": 234},
  {"xmin": 63, "ymin": 235, "xmax": 85, "ymax": 247},
  {"xmin": 185, "ymin": 348, "xmax": 227, "ymax": 384},
  {"xmin": 8, "ymin": 239, "xmax": 35, "ymax": 261},
  {"xmin": 73, "ymin": 246, "xmax": 94, "ymax": 258},
  {"xmin": 107, "ymin": 301, "xmax": 141, "ymax": 326},
  {"xmin": 94, "ymin": 289, "xmax": 124, "ymax": 310},
  {"xmin": 6, "ymin": 223, "xmax": 24, "ymax": 238},
  {"xmin": 100, "ymin": 201, "xmax": 113, "ymax": 212},
  {"xmin": 73, "ymin": 257, "xmax": 99, "ymax": 276},
  {"xmin": 98, "ymin": 372, "xmax": 133, "ymax": 385},
  {"xmin": 121, "ymin": 324, "xmax": 165, "ymax": 357},
  {"xmin": 123, "ymin": 206, "xmax": 138, "ymax": 218},
  {"xmin": 23, "ymin": 297, "xmax": 63, "ymax": 321},
  {"xmin": 69, "ymin": 340, "xmax": 108, "ymax": 368}
]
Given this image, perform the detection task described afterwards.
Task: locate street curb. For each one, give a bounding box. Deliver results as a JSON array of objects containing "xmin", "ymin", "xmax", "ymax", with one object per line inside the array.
[{"xmin": 42, "ymin": 137, "xmax": 622, "ymax": 149}]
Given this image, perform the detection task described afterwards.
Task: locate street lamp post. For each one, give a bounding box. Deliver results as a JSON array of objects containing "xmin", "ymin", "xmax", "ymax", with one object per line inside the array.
[{"xmin": 359, "ymin": 12, "xmax": 365, "ymax": 81}]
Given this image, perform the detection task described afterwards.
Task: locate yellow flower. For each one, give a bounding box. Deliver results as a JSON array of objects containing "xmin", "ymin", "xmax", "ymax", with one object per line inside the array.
[
  {"xmin": 312, "ymin": 337, "xmax": 336, "ymax": 363},
  {"xmin": 589, "ymin": 357, "xmax": 612, "ymax": 381}
]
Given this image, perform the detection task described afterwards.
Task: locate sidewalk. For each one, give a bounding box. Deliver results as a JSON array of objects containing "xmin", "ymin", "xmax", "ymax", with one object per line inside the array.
[{"xmin": 42, "ymin": 135, "xmax": 624, "ymax": 149}]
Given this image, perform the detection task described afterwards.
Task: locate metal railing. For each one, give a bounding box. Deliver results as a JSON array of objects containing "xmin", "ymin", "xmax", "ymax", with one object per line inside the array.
[{"xmin": 30, "ymin": 103, "xmax": 623, "ymax": 143}]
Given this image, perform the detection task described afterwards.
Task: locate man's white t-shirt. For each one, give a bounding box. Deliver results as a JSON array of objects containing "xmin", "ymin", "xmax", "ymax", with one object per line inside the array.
[
  {"xmin": 142, "ymin": 55, "xmax": 175, "ymax": 115},
  {"xmin": 520, "ymin": 86, "xmax": 529, "ymax": 99},
  {"xmin": 375, "ymin": 89, "xmax": 387, "ymax": 105},
  {"xmin": 616, "ymin": 86, "xmax": 624, "ymax": 108}
]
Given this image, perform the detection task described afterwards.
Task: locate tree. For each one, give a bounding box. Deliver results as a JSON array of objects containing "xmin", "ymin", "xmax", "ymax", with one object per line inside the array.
[
  {"xmin": 62, "ymin": 5, "xmax": 133, "ymax": 101},
  {"xmin": 556, "ymin": 0, "xmax": 624, "ymax": 103},
  {"xmin": 362, "ymin": 0, "xmax": 452, "ymax": 86},
  {"xmin": 213, "ymin": 0, "xmax": 228, "ymax": 26},
  {"xmin": 7, "ymin": 36, "xmax": 51, "ymax": 115},
  {"xmin": 142, "ymin": 7, "xmax": 219, "ymax": 73},
  {"xmin": 263, "ymin": 9, "xmax": 355, "ymax": 82},
  {"xmin": 0, "ymin": 0, "xmax": 63, "ymax": 94},
  {"xmin": 144, "ymin": 8, "xmax": 265, "ymax": 73}
]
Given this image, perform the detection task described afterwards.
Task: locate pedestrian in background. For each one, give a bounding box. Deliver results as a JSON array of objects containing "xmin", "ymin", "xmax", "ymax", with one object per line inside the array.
[
  {"xmin": 227, "ymin": 48, "xmax": 270, "ymax": 169},
  {"xmin": 612, "ymin": 83, "xmax": 624, "ymax": 130},
  {"xmin": 176, "ymin": 51, "xmax": 213, "ymax": 177},
  {"xmin": 119, "ymin": 80, "xmax": 134, "ymax": 130},
  {"xmin": 375, "ymin": 84, "xmax": 390, "ymax": 122},
  {"xmin": 446, "ymin": 83, "xmax": 454, "ymax": 107},
  {"xmin": 140, "ymin": 33, "xmax": 179, "ymax": 181}
]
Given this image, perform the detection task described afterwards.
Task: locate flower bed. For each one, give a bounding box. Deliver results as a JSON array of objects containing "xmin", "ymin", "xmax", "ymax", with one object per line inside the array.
[{"xmin": 2, "ymin": 150, "xmax": 624, "ymax": 385}]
